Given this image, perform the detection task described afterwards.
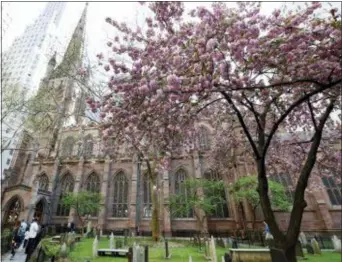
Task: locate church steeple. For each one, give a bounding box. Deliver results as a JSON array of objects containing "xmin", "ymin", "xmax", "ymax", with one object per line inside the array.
[{"xmin": 50, "ymin": 3, "xmax": 88, "ymax": 79}]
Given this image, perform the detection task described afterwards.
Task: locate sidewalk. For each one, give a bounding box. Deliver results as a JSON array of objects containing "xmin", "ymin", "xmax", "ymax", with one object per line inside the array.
[{"xmin": 2, "ymin": 246, "xmax": 27, "ymax": 262}]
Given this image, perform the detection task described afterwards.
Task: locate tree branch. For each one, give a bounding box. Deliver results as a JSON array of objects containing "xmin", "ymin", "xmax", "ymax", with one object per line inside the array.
[
  {"xmin": 263, "ymin": 80, "xmax": 341, "ymax": 157},
  {"xmin": 286, "ymin": 98, "xmax": 336, "ymax": 243},
  {"xmin": 220, "ymin": 91, "xmax": 260, "ymax": 159}
]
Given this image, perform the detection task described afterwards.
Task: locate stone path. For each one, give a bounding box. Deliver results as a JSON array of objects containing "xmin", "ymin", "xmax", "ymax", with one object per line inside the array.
[{"xmin": 2, "ymin": 245, "xmax": 27, "ymax": 262}]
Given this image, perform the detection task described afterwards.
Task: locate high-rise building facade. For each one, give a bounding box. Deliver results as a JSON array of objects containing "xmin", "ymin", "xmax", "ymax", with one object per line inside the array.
[
  {"xmin": 1, "ymin": 2, "xmax": 67, "ymax": 178},
  {"xmin": 1, "ymin": 2, "xmax": 13, "ymax": 41}
]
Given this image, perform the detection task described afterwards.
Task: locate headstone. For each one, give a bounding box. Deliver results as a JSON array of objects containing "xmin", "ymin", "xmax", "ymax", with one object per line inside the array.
[
  {"xmin": 204, "ymin": 240, "xmax": 210, "ymax": 259},
  {"xmin": 224, "ymin": 252, "xmax": 232, "ymax": 262},
  {"xmin": 232, "ymin": 239, "xmax": 238, "ymax": 249},
  {"xmin": 144, "ymin": 245, "xmax": 149, "ymax": 262},
  {"xmin": 299, "ymin": 232, "xmax": 307, "ymax": 246},
  {"xmin": 109, "ymin": 232, "xmax": 114, "ymax": 249},
  {"xmin": 265, "ymin": 232, "xmax": 274, "ymax": 248},
  {"xmin": 311, "ymin": 238, "xmax": 321, "ymax": 255},
  {"xmin": 270, "ymin": 248, "xmax": 288, "ymax": 262},
  {"xmin": 305, "ymin": 243, "xmax": 314, "ymax": 254},
  {"xmin": 295, "ymin": 241, "xmax": 305, "ymax": 258},
  {"xmin": 332, "ymin": 235, "xmax": 341, "ymax": 252},
  {"xmin": 87, "ymin": 221, "xmax": 92, "ymax": 234},
  {"xmin": 128, "ymin": 247, "xmax": 133, "ymax": 262},
  {"xmin": 210, "ymin": 236, "xmax": 217, "ymax": 262},
  {"xmin": 60, "ymin": 242, "xmax": 68, "ymax": 258},
  {"xmin": 165, "ymin": 239, "xmax": 171, "ymax": 259},
  {"xmin": 93, "ymin": 236, "xmax": 98, "ymax": 258},
  {"xmin": 132, "ymin": 243, "xmax": 145, "ymax": 262},
  {"xmin": 189, "ymin": 255, "xmax": 192, "ymax": 262}
]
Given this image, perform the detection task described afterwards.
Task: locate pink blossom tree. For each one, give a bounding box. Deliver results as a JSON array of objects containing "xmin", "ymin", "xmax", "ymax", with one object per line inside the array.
[{"xmin": 95, "ymin": 2, "xmax": 341, "ymax": 260}]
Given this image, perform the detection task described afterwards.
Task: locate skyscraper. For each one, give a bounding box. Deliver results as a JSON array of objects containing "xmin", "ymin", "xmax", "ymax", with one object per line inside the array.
[
  {"xmin": 1, "ymin": 2, "xmax": 67, "ymax": 178},
  {"xmin": 1, "ymin": 2, "xmax": 13, "ymax": 41}
]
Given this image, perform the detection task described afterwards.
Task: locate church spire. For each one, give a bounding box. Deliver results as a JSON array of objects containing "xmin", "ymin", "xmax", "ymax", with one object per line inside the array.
[{"xmin": 50, "ymin": 3, "xmax": 88, "ymax": 79}]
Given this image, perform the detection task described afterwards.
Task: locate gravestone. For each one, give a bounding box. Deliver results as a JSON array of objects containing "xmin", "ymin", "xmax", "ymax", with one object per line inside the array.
[
  {"xmin": 109, "ymin": 232, "xmax": 114, "ymax": 249},
  {"xmin": 232, "ymin": 239, "xmax": 238, "ymax": 249},
  {"xmin": 210, "ymin": 236, "xmax": 217, "ymax": 262},
  {"xmin": 189, "ymin": 255, "xmax": 192, "ymax": 262},
  {"xmin": 128, "ymin": 247, "xmax": 133, "ymax": 262},
  {"xmin": 295, "ymin": 241, "xmax": 305, "ymax": 258},
  {"xmin": 204, "ymin": 240, "xmax": 210, "ymax": 259},
  {"xmin": 270, "ymin": 248, "xmax": 288, "ymax": 262},
  {"xmin": 87, "ymin": 221, "xmax": 92, "ymax": 234},
  {"xmin": 332, "ymin": 235, "xmax": 341, "ymax": 252},
  {"xmin": 144, "ymin": 245, "xmax": 149, "ymax": 262},
  {"xmin": 60, "ymin": 242, "xmax": 68, "ymax": 258},
  {"xmin": 266, "ymin": 232, "xmax": 274, "ymax": 248},
  {"xmin": 305, "ymin": 243, "xmax": 314, "ymax": 254},
  {"xmin": 164, "ymin": 239, "xmax": 171, "ymax": 259},
  {"xmin": 299, "ymin": 232, "xmax": 307, "ymax": 246},
  {"xmin": 217, "ymin": 238, "xmax": 225, "ymax": 248},
  {"xmin": 311, "ymin": 238, "xmax": 321, "ymax": 255},
  {"xmin": 224, "ymin": 253, "xmax": 232, "ymax": 262},
  {"xmin": 92, "ymin": 236, "xmax": 98, "ymax": 258},
  {"xmin": 133, "ymin": 244, "xmax": 145, "ymax": 262}
]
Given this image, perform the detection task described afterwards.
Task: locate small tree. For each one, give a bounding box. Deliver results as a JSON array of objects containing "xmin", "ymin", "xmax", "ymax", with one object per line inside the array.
[
  {"xmin": 61, "ymin": 191, "xmax": 102, "ymax": 234},
  {"xmin": 229, "ymin": 175, "xmax": 290, "ymax": 231},
  {"xmin": 169, "ymin": 179, "xmax": 227, "ymax": 244}
]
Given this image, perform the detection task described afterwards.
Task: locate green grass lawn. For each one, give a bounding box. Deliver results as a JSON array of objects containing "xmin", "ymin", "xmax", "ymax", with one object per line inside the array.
[{"xmin": 68, "ymin": 237, "xmax": 341, "ymax": 262}]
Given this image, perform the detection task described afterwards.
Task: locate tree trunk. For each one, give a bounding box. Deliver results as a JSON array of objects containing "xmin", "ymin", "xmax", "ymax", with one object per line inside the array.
[{"xmin": 150, "ymin": 179, "xmax": 159, "ymax": 242}]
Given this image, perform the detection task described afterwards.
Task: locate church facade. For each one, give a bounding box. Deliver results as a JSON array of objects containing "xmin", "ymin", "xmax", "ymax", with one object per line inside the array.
[{"xmin": 1, "ymin": 4, "xmax": 341, "ymax": 237}]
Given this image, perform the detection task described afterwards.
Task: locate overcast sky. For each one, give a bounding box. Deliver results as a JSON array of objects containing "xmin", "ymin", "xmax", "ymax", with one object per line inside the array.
[{"xmin": 3, "ymin": 1, "xmax": 341, "ymax": 68}]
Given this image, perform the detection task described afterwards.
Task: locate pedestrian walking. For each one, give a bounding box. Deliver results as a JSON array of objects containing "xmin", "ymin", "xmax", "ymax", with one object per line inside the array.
[
  {"xmin": 25, "ymin": 218, "xmax": 39, "ymax": 262},
  {"xmin": 10, "ymin": 221, "xmax": 21, "ymax": 260},
  {"xmin": 19, "ymin": 220, "xmax": 28, "ymax": 246},
  {"xmin": 23, "ymin": 227, "xmax": 30, "ymax": 249}
]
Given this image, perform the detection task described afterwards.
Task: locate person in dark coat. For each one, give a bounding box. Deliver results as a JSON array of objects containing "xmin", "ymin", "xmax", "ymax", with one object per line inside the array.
[
  {"xmin": 25, "ymin": 218, "xmax": 39, "ymax": 262},
  {"xmin": 10, "ymin": 221, "xmax": 21, "ymax": 260}
]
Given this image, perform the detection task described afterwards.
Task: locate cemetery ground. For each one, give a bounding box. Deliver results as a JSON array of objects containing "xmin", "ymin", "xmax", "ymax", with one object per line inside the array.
[{"xmin": 68, "ymin": 236, "xmax": 341, "ymax": 262}]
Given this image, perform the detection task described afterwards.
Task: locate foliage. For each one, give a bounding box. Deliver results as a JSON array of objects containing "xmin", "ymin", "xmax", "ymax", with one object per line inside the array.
[
  {"xmin": 169, "ymin": 179, "xmax": 226, "ymax": 231},
  {"xmin": 39, "ymin": 238, "xmax": 62, "ymax": 258},
  {"xmin": 94, "ymin": 2, "xmax": 341, "ymax": 260},
  {"xmin": 61, "ymin": 191, "xmax": 102, "ymax": 218},
  {"xmin": 229, "ymin": 175, "xmax": 290, "ymax": 211}
]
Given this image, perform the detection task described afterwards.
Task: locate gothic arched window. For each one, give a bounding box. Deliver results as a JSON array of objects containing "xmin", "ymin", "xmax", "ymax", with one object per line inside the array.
[
  {"xmin": 84, "ymin": 134, "xmax": 94, "ymax": 158},
  {"xmin": 56, "ymin": 174, "xmax": 74, "ymax": 216},
  {"xmin": 198, "ymin": 126, "xmax": 211, "ymax": 151},
  {"xmin": 271, "ymin": 173, "xmax": 294, "ymax": 202},
  {"xmin": 84, "ymin": 173, "xmax": 100, "ymax": 216},
  {"xmin": 37, "ymin": 174, "xmax": 49, "ymax": 191},
  {"xmin": 322, "ymin": 175, "xmax": 341, "ymax": 205},
  {"xmin": 204, "ymin": 169, "xmax": 229, "ymax": 218},
  {"xmin": 4, "ymin": 197, "xmax": 22, "ymax": 226},
  {"xmin": 174, "ymin": 169, "xmax": 193, "ymax": 218},
  {"xmin": 112, "ymin": 171, "xmax": 129, "ymax": 217},
  {"xmin": 143, "ymin": 173, "xmax": 152, "ymax": 218},
  {"xmin": 85, "ymin": 173, "xmax": 100, "ymax": 193},
  {"xmin": 62, "ymin": 137, "xmax": 75, "ymax": 156}
]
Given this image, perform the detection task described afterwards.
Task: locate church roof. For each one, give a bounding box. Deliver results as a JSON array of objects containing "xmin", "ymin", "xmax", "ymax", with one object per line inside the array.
[{"xmin": 50, "ymin": 3, "xmax": 88, "ymax": 79}]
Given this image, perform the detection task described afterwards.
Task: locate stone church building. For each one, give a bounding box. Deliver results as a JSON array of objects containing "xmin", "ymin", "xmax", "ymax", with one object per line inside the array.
[{"xmin": 2, "ymin": 4, "xmax": 341, "ymax": 237}]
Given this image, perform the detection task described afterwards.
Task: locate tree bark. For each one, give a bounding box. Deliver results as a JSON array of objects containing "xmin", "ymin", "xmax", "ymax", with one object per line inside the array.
[{"xmin": 150, "ymin": 177, "xmax": 159, "ymax": 242}]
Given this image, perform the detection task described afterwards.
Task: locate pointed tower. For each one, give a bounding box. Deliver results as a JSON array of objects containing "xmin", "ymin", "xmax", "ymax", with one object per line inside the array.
[
  {"xmin": 26, "ymin": 3, "xmax": 89, "ymax": 158},
  {"xmin": 50, "ymin": 3, "xmax": 88, "ymax": 79}
]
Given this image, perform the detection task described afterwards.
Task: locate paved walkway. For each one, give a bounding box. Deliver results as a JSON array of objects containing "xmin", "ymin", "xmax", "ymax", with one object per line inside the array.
[{"xmin": 2, "ymin": 245, "xmax": 27, "ymax": 262}]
